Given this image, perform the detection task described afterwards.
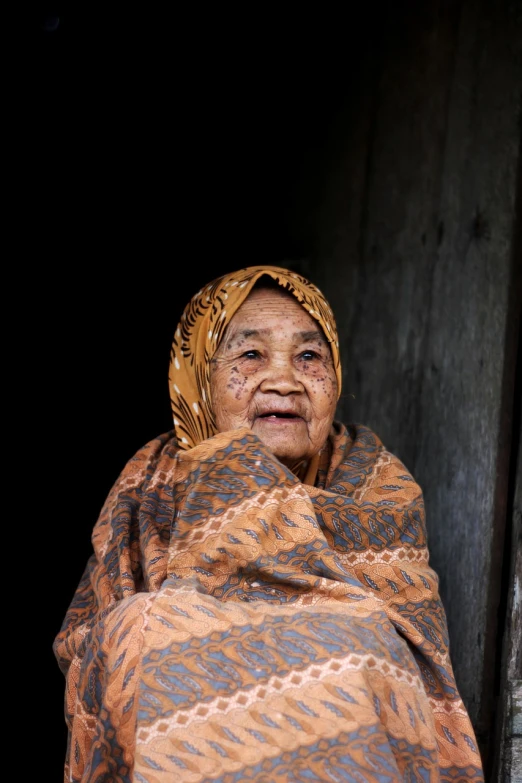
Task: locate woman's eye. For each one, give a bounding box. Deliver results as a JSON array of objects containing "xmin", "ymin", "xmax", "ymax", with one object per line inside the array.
[
  {"xmin": 300, "ymin": 350, "xmax": 320, "ymax": 361},
  {"xmin": 242, "ymin": 350, "xmax": 261, "ymax": 359}
]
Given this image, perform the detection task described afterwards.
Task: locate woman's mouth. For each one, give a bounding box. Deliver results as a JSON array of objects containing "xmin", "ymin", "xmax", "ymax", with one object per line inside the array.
[
  {"xmin": 256, "ymin": 412, "xmax": 304, "ymax": 425},
  {"xmin": 259, "ymin": 412, "xmax": 299, "ymax": 419}
]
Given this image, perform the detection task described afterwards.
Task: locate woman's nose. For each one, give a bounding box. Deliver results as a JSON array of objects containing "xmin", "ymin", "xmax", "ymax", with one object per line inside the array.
[{"xmin": 259, "ymin": 360, "xmax": 303, "ymax": 395}]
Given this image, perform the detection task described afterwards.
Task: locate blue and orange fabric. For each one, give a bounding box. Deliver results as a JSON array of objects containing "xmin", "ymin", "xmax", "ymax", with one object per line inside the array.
[{"xmin": 54, "ymin": 266, "xmax": 484, "ymax": 782}]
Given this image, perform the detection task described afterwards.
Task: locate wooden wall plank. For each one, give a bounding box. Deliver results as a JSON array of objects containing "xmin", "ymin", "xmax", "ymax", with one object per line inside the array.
[
  {"xmin": 511, "ymin": 738, "xmax": 522, "ymax": 783},
  {"xmin": 294, "ymin": 0, "xmax": 521, "ymax": 766},
  {"xmin": 500, "ymin": 682, "xmax": 522, "ymax": 782},
  {"xmin": 413, "ymin": 1, "xmax": 521, "ymax": 758},
  {"xmin": 495, "ymin": 422, "xmax": 522, "ymax": 780}
]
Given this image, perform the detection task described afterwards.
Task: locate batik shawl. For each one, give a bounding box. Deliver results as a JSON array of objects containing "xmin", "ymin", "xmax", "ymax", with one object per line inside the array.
[{"xmin": 54, "ymin": 423, "xmax": 484, "ymax": 782}]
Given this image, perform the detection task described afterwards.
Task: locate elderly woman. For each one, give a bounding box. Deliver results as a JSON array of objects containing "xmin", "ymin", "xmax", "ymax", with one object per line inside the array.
[{"xmin": 54, "ymin": 266, "xmax": 484, "ymax": 783}]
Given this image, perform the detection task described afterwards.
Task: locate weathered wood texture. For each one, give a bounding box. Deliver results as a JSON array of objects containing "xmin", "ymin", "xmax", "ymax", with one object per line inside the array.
[
  {"xmin": 495, "ymin": 418, "xmax": 522, "ymax": 781},
  {"xmin": 292, "ymin": 0, "xmax": 521, "ymax": 770},
  {"xmin": 501, "ymin": 682, "xmax": 522, "ymax": 783}
]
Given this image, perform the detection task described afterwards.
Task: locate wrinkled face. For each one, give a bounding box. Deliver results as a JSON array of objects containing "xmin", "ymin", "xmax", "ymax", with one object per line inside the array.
[{"xmin": 210, "ymin": 287, "xmax": 338, "ymax": 469}]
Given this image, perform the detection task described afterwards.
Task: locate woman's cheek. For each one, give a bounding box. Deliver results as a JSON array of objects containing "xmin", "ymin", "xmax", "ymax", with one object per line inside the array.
[
  {"xmin": 224, "ymin": 368, "xmax": 253, "ymax": 402},
  {"xmin": 307, "ymin": 370, "xmax": 337, "ymax": 398}
]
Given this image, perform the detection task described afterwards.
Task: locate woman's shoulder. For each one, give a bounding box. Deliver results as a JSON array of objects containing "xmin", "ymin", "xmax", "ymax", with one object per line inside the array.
[
  {"xmin": 329, "ymin": 420, "xmax": 384, "ymax": 471},
  {"xmin": 328, "ymin": 421, "xmax": 421, "ymax": 498},
  {"xmin": 113, "ymin": 430, "xmax": 180, "ymax": 487},
  {"xmin": 129, "ymin": 429, "xmax": 179, "ymax": 461}
]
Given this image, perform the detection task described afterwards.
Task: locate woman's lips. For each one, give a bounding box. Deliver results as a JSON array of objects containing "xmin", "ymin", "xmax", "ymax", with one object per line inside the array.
[
  {"xmin": 260, "ymin": 413, "xmax": 299, "ymax": 418},
  {"xmin": 255, "ymin": 414, "xmax": 304, "ymax": 425}
]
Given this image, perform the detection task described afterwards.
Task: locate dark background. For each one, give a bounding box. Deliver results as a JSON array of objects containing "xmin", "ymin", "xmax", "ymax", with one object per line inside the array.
[{"xmin": 32, "ymin": 6, "xmax": 390, "ymax": 776}]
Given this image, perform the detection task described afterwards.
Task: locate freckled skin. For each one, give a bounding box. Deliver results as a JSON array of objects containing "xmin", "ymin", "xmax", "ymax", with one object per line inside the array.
[{"xmin": 210, "ymin": 287, "xmax": 338, "ymax": 470}]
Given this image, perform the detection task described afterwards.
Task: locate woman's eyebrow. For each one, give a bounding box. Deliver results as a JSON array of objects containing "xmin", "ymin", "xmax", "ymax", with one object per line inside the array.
[
  {"xmin": 237, "ymin": 329, "xmax": 263, "ymax": 339},
  {"xmin": 230, "ymin": 328, "xmax": 326, "ymax": 343},
  {"xmin": 299, "ymin": 330, "xmax": 326, "ymax": 343}
]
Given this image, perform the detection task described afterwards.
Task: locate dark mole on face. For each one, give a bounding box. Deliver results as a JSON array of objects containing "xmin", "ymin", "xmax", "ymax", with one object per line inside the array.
[{"xmin": 226, "ymin": 374, "xmax": 248, "ymax": 398}]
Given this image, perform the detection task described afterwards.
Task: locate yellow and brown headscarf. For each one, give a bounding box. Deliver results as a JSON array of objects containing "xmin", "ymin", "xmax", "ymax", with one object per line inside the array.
[{"xmin": 168, "ymin": 265, "xmax": 342, "ymax": 450}]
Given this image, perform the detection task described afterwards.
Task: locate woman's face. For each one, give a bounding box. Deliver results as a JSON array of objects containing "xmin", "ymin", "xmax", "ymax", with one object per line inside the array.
[{"xmin": 210, "ymin": 286, "xmax": 338, "ymax": 469}]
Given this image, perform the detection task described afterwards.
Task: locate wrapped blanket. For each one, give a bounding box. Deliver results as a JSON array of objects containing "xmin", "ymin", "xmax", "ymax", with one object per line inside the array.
[{"xmin": 54, "ymin": 423, "xmax": 484, "ymax": 782}]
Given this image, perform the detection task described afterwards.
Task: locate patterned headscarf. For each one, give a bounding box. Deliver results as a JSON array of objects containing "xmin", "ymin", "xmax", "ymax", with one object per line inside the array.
[{"xmin": 169, "ymin": 265, "xmax": 342, "ymax": 450}]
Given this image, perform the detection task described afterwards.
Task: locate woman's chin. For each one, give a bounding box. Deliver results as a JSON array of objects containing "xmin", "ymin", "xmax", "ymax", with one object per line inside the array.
[{"xmin": 251, "ymin": 427, "xmax": 308, "ymax": 465}]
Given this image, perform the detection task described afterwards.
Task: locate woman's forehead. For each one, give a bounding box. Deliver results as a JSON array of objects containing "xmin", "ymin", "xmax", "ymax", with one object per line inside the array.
[
  {"xmin": 233, "ymin": 287, "xmax": 317, "ymax": 322},
  {"xmin": 221, "ymin": 288, "xmax": 328, "ymax": 343}
]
